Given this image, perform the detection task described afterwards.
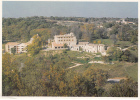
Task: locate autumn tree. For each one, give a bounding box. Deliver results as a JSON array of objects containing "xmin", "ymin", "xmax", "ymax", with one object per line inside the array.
[
  {"xmin": 27, "ymin": 34, "xmax": 42, "ymax": 56},
  {"xmin": 108, "ymin": 78, "xmax": 138, "ymax": 97},
  {"xmin": 97, "ymin": 40, "xmax": 101, "ymax": 44},
  {"xmin": 2, "ymin": 53, "xmax": 24, "ymax": 96}
]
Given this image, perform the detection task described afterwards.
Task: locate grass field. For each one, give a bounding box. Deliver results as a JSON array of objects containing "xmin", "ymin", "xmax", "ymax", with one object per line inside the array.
[
  {"xmin": 94, "ymin": 39, "xmax": 114, "ymax": 46},
  {"xmin": 125, "ymin": 63, "xmax": 138, "ymax": 81},
  {"xmin": 116, "ymin": 41, "xmax": 133, "ymax": 48},
  {"xmin": 94, "ymin": 39, "xmax": 133, "ymax": 49}
]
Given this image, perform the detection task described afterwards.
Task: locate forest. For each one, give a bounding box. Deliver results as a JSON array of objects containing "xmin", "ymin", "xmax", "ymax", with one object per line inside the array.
[
  {"xmin": 2, "ymin": 16, "xmax": 138, "ymax": 96},
  {"xmin": 2, "ymin": 16, "xmax": 138, "ymax": 44}
]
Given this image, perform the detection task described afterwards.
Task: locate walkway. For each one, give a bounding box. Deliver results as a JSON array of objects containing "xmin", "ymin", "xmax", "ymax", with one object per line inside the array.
[{"xmin": 67, "ymin": 62, "xmax": 83, "ymax": 69}]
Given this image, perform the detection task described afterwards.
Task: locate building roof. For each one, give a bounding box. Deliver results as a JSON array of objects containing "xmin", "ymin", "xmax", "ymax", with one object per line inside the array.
[
  {"xmin": 5, "ymin": 42, "xmax": 19, "ymax": 46},
  {"xmin": 78, "ymin": 42, "xmax": 89, "ymax": 45},
  {"xmin": 24, "ymin": 42, "xmax": 31, "ymax": 45},
  {"xmin": 88, "ymin": 43, "xmax": 98, "ymax": 46},
  {"xmin": 17, "ymin": 43, "xmax": 29, "ymax": 46},
  {"xmin": 88, "ymin": 43, "xmax": 105, "ymax": 46},
  {"xmin": 52, "ymin": 42, "xmax": 64, "ymax": 47},
  {"xmin": 54, "ymin": 32, "xmax": 75, "ymax": 37}
]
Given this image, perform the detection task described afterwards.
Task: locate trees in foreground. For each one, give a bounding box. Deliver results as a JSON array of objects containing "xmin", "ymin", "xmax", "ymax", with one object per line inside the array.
[
  {"xmin": 107, "ymin": 78, "xmax": 138, "ymax": 97},
  {"xmin": 2, "ymin": 51, "xmax": 138, "ymax": 96}
]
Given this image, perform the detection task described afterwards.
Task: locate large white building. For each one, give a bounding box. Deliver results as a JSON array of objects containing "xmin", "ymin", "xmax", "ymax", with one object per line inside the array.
[
  {"xmin": 51, "ymin": 32, "xmax": 77, "ymax": 49},
  {"xmin": 50, "ymin": 32, "xmax": 107, "ymax": 55},
  {"xmin": 54, "ymin": 32, "xmax": 77, "ymax": 48}
]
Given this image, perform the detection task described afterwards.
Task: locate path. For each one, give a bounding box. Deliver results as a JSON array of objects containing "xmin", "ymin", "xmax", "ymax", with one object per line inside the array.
[
  {"xmin": 67, "ymin": 62, "xmax": 83, "ymax": 69},
  {"xmin": 88, "ymin": 61, "xmax": 114, "ymax": 64},
  {"xmin": 121, "ymin": 45, "xmax": 137, "ymax": 51}
]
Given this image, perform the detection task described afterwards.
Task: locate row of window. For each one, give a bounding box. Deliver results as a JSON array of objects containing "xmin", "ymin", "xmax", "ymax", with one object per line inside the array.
[
  {"xmin": 57, "ymin": 36, "xmax": 73, "ymax": 38},
  {"xmin": 58, "ymin": 39, "xmax": 74, "ymax": 41},
  {"xmin": 55, "ymin": 46, "xmax": 63, "ymax": 49}
]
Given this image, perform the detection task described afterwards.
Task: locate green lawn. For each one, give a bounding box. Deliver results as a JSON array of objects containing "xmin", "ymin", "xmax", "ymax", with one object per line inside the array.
[
  {"xmin": 94, "ymin": 39, "xmax": 114, "ymax": 46},
  {"xmin": 94, "ymin": 39, "xmax": 133, "ymax": 49},
  {"xmin": 116, "ymin": 41, "xmax": 133, "ymax": 49},
  {"xmin": 125, "ymin": 63, "xmax": 138, "ymax": 82}
]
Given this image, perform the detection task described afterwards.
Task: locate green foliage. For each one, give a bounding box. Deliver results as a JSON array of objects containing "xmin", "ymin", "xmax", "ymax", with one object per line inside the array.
[
  {"xmin": 108, "ymin": 78, "xmax": 138, "ymax": 97},
  {"xmin": 30, "ymin": 28, "xmax": 51, "ymax": 44},
  {"xmin": 11, "ymin": 47, "xmax": 16, "ymax": 55},
  {"xmin": 63, "ymin": 43, "xmax": 68, "ymax": 48},
  {"xmin": 27, "ymin": 34, "xmax": 42, "ymax": 56},
  {"xmin": 2, "ymin": 53, "xmax": 24, "ymax": 96},
  {"xmin": 106, "ymin": 47, "xmax": 137, "ymax": 63},
  {"xmin": 84, "ymin": 67, "xmax": 108, "ymax": 87},
  {"xmin": 103, "ymin": 23, "xmax": 114, "ymax": 28},
  {"xmin": 2, "ymin": 49, "xmax": 138, "ymax": 96},
  {"xmin": 2, "ymin": 17, "xmax": 57, "ymax": 42},
  {"xmin": 131, "ymin": 35, "xmax": 137, "ymax": 44}
]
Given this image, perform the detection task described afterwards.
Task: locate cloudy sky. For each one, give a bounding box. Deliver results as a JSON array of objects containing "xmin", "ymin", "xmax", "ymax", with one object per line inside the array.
[{"xmin": 2, "ymin": 1, "xmax": 138, "ymax": 18}]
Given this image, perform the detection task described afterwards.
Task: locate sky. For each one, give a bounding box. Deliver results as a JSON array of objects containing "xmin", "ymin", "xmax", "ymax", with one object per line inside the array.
[{"xmin": 2, "ymin": 1, "xmax": 138, "ymax": 18}]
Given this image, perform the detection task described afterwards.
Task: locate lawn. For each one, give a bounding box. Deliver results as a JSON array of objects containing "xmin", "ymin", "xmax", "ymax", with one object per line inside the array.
[
  {"xmin": 116, "ymin": 41, "xmax": 133, "ymax": 49},
  {"xmin": 94, "ymin": 39, "xmax": 114, "ymax": 46},
  {"xmin": 125, "ymin": 63, "xmax": 138, "ymax": 82},
  {"xmin": 94, "ymin": 39, "xmax": 133, "ymax": 49}
]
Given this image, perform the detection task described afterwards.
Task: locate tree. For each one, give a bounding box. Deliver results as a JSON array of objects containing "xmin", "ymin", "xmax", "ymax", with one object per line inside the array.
[
  {"xmin": 108, "ymin": 78, "xmax": 138, "ymax": 97},
  {"xmin": 93, "ymin": 40, "xmax": 96, "ymax": 44},
  {"xmin": 27, "ymin": 34, "xmax": 42, "ymax": 56},
  {"xmin": 64, "ymin": 43, "xmax": 68, "ymax": 48},
  {"xmin": 2, "ymin": 53, "xmax": 24, "ymax": 96},
  {"xmin": 11, "ymin": 47, "xmax": 16, "ymax": 55},
  {"xmin": 97, "ymin": 40, "xmax": 101, "ymax": 44}
]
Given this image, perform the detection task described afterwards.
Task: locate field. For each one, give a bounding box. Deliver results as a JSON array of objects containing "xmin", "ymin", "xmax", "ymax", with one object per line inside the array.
[
  {"xmin": 43, "ymin": 50, "xmax": 138, "ymax": 82},
  {"xmin": 95, "ymin": 39, "xmax": 133, "ymax": 48}
]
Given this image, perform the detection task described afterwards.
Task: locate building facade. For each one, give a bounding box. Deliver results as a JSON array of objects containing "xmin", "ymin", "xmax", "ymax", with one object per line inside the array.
[
  {"xmin": 5, "ymin": 38, "xmax": 33, "ymax": 54},
  {"xmin": 49, "ymin": 32, "xmax": 107, "ymax": 55},
  {"xmin": 54, "ymin": 32, "xmax": 77, "ymax": 48}
]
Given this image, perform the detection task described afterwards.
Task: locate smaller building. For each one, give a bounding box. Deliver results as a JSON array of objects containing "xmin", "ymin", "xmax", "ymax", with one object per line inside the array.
[
  {"xmin": 5, "ymin": 42, "xmax": 19, "ymax": 54},
  {"xmin": 5, "ymin": 37, "xmax": 33, "ymax": 54},
  {"xmin": 52, "ymin": 42, "xmax": 64, "ymax": 49},
  {"xmin": 71, "ymin": 45, "xmax": 79, "ymax": 51}
]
